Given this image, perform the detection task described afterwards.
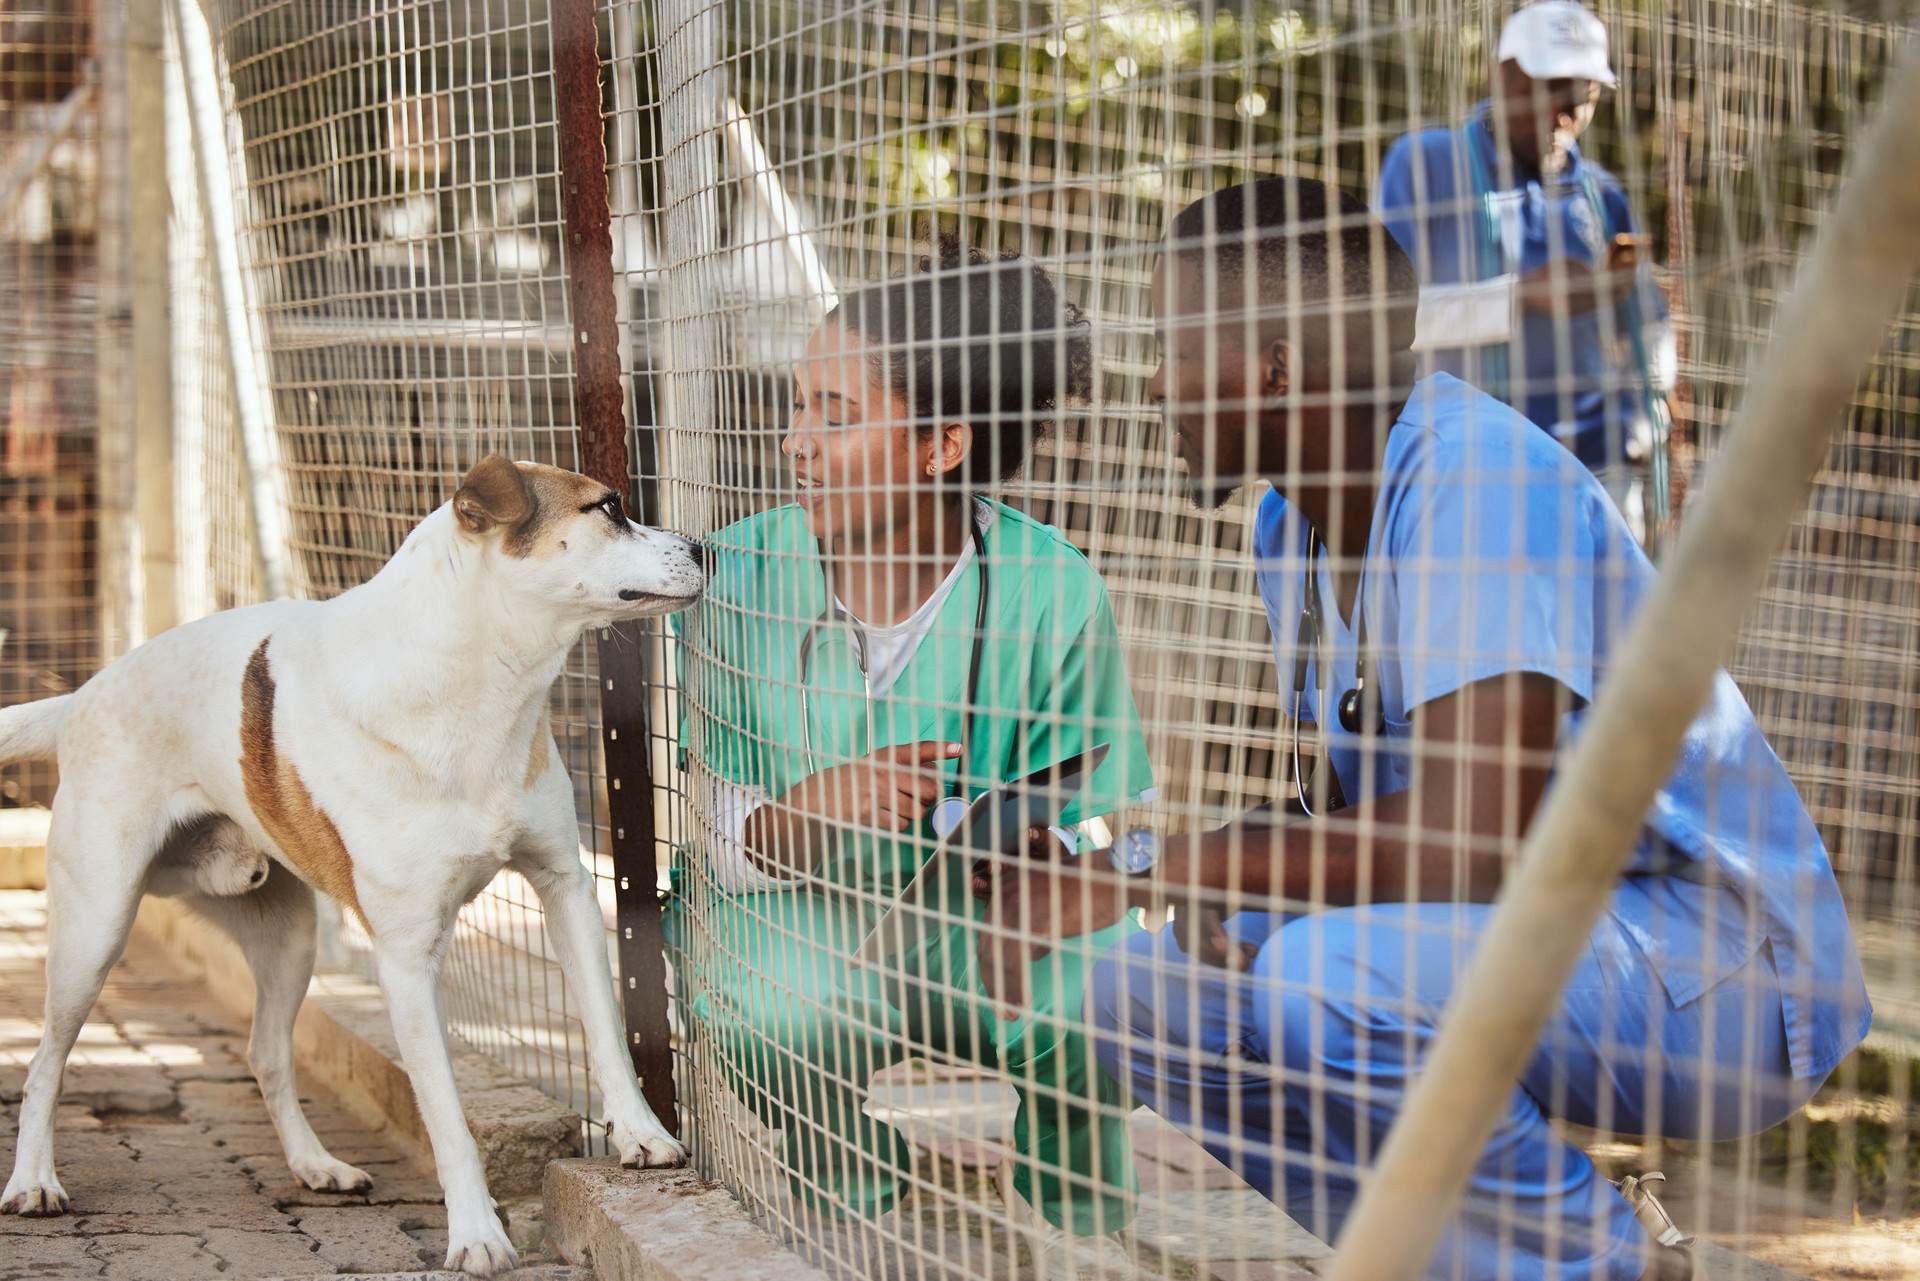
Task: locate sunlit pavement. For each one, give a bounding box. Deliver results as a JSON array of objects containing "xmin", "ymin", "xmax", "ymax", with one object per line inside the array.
[{"xmin": 0, "ymin": 890, "xmax": 587, "ymax": 1280}]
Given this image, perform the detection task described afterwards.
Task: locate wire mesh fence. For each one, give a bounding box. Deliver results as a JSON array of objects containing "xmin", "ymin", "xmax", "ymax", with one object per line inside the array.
[
  {"xmin": 0, "ymin": 0, "xmax": 103, "ymax": 808},
  {"xmin": 633, "ymin": 4, "xmax": 1915, "ymax": 1278},
  {"xmin": 5, "ymin": 0, "xmax": 1916, "ymax": 1278}
]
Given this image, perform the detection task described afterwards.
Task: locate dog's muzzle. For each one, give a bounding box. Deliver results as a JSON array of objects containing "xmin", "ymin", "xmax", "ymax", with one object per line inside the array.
[{"xmin": 616, "ymin": 533, "xmax": 709, "ymax": 606}]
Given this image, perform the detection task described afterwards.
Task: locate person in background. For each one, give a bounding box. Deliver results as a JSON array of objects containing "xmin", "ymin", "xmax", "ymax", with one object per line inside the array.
[
  {"xmin": 668, "ymin": 237, "xmax": 1157, "ymax": 1275},
  {"xmin": 977, "ymin": 178, "xmax": 1870, "ymax": 1280},
  {"xmin": 1374, "ymin": 0, "xmax": 1674, "ymax": 541}
]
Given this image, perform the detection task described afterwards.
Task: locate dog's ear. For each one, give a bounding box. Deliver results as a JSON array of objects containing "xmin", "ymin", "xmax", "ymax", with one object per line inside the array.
[{"xmin": 453, "ymin": 456, "xmax": 533, "ymax": 534}]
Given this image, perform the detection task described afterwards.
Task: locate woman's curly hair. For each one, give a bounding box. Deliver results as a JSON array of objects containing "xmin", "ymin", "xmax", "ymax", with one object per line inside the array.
[{"xmin": 828, "ymin": 233, "xmax": 1095, "ymax": 484}]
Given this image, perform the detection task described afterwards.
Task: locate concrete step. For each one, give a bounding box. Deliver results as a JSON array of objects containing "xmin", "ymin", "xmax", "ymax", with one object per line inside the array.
[
  {"xmin": 544, "ymin": 1159, "xmax": 832, "ymax": 1281},
  {"xmin": 271, "ymin": 1271, "xmax": 594, "ymax": 1280}
]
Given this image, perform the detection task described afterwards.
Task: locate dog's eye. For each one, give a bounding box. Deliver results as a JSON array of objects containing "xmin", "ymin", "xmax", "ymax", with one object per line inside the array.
[{"xmin": 585, "ymin": 493, "xmax": 626, "ymax": 527}]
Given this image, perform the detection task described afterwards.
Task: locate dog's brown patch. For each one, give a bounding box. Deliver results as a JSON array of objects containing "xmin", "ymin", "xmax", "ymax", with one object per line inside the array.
[
  {"xmin": 525, "ymin": 711, "xmax": 551, "ymax": 789},
  {"xmin": 453, "ymin": 457, "xmax": 616, "ymax": 560},
  {"xmin": 239, "ymin": 639, "xmax": 368, "ymax": 930},
  {"xmin": 509, "ymin": 463, "xmax": 612, "ymax": 560}
]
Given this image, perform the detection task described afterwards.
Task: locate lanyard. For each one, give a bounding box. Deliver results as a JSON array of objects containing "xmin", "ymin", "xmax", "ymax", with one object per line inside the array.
[
  {"xmin": 1465, "ymin": 111, "xmax": 1513, "ymax": 403},
  {"xmin": 1467, "ymin": 113, "xmax": 1671, "ymax": 544}
]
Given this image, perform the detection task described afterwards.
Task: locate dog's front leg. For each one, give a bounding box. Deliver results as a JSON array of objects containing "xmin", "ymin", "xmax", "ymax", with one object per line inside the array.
[
  {"xmin": 373, "ymin": 934, "xmax": 517, "ymax": 1278},
  {"xmin": 517, "ymin": 849, "xmax": 685, "ymax": 1169}
]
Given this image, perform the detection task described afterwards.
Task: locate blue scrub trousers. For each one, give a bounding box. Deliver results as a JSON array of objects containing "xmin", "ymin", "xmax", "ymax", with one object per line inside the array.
[{"xmin": 1086, "ymin": 903, "xmax": 1818, "ymax": 1281}]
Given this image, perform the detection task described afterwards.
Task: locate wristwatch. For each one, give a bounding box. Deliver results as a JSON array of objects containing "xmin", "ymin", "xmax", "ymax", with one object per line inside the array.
[{"xmin": 1108, "ymin": 827, "xmax": 1161, "ymax": 878}]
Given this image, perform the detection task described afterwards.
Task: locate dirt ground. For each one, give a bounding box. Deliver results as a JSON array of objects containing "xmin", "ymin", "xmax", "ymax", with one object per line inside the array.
[{"xmin": 1729, "ymin": 1216, "xmax": 1920, "ymax": 1280}]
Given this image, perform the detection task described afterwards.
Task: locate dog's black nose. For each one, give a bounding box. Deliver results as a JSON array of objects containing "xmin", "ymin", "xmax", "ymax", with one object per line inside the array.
[{"xmin": 692, "ymin": 540, "xmax": 716, "ymax": 578}]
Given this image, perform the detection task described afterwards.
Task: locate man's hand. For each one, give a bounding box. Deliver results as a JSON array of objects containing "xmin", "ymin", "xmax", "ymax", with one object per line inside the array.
[
  {"xmin": 1516, "ymin": 254, "xmax": 1637, "ymax": 316},
  {"xmin": 971, "ymin": 826, "xmax": 1129, "ymax": 1014},
  {"xmin": 784, "ymin": 741, "xmax": 961, "ymax": 832},
  {"xmin": 1170, "ymin": 899, "xmax": 1260, "ymax": 971}
]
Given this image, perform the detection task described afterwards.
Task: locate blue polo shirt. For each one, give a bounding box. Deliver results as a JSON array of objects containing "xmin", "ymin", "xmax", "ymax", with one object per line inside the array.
[
  {"xmin": 1254, "ymin": 373, "xmax": 1870, "ymax": 1080},
  {"xmin": 1375, "ymin": 111, "xmax": 1666, "ymax": 472}
]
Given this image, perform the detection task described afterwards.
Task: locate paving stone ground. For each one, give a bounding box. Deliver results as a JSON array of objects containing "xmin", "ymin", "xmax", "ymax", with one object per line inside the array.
[{"xmin": 0, "ymin": 890, "xmax": 587, "ymax": 1281}]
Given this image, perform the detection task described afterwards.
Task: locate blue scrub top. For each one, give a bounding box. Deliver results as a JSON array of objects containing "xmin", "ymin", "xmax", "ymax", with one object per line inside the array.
[
  {"xmin": 1375, "ymin": 111, "xmax": 1665, "ymax": 472},
  {"xmin": 1254, "ymin": 373, "xmax": 1870, "ymax": 1081}
]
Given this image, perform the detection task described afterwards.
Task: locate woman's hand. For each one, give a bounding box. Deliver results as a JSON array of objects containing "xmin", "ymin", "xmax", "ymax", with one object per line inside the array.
[
  {"xmin": 783, "ymin": 740, "xmax": 962, "ymax": 833},
  {"xmin": 971, "ymin": 826, "xmax": 1129, "ymax": 1014},
  {"xmin": 740, "ymin": 741, "xmax": 960, "ymax": 879}
]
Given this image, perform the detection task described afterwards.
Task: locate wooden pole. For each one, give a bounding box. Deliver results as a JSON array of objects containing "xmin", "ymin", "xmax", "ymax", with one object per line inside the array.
[
  {"xmin": 130, "ymin": 0, "xmax": 175, "ymax": 639},
  {"xmin": 94, "ymin": 0, "xmax": 137, "ymax": 664}
]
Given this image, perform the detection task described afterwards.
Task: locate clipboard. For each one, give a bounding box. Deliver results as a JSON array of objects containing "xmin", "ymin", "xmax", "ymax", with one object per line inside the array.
[{"xmin": 851, "ymin": 742, "xmax": 1110, "ymax": 968}]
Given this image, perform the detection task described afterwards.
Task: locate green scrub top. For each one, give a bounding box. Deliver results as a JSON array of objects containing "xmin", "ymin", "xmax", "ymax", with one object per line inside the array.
[{"xmin": 679, "ymin": 499, "xmax": 1156, "ymax": 903}]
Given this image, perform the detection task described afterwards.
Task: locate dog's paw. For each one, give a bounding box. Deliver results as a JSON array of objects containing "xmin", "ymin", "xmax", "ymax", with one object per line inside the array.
[
  {"xmin": 292, "ymin": 1155, "xmax": 374, "ymax": 1194},
  {"xmin": 610, "ymin": 1115, "xmax": 687, "ymax": 1169},
  {"xmin": 626, "ymin": 1134, "xmax": 689, "ymax": 1169},
  {"xmin": 1, "ymin": 1178, "xmax": 70, "ymax": 1217},
  {"xmin": 444, "ymin": 1223, "xmax": 519, "ymax": 1278}
]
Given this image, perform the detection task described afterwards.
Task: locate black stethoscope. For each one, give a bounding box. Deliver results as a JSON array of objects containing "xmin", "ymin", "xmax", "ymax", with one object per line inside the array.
[
  {"xmin": 796, "ymin": 504, "xmax": 991, "ymax": 813},
  {"xmin": 1290, "ymin": 527, "xmax": 1384, "ymax": 817}
]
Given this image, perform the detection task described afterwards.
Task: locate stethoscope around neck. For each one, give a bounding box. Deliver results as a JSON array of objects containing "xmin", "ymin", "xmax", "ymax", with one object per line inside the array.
[
  {"xmin": 797, "ymin": 504, "xmax": 991, "ymax": 829},
  {"xmin": 1290, "ymin": 527, "xmax": 1385, "ymax": 817}
]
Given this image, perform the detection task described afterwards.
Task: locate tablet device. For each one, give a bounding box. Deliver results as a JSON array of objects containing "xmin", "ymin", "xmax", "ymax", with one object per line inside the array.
[{"xmin": 852, "ymin": 742, "xmax": 1110, "ymax": 968}]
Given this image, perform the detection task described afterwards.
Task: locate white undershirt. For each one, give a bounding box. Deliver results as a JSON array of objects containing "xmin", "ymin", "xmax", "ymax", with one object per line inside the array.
[{"xmin": 700, "ymin": 500, "xmax": 996, "ymax": 892}]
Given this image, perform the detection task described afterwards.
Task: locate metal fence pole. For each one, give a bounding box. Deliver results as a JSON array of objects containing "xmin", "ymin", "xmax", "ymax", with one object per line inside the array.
[
  {"xmin": 650, "ymin": 0, "xmax": 726, "ymax": 542},
  {"xmin": 171, "ymin": 0, "xmax": 290, "ymax": 603},
  {"xmin": 550, "ymin": 0, "xmax": 678, "ymax": 1135},
  {"xmin": 1326, "ymin": 48, "xmax": 1920, "ymax": 1280}
]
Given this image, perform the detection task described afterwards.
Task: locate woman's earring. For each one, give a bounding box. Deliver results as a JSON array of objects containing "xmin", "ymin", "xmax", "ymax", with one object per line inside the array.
[{"xmin": 926, "ymin": 461, "xmax": 938, "ymax": 477}]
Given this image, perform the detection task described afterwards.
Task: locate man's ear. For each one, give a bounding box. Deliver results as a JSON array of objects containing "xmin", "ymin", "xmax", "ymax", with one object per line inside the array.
[
  {"xmin": 453, "ymin": 455, "xmax": 533, "ymax": 534},
  {"xmin": 1259, "ymin": 338, "xmax": 1291, "ymax": 397}
]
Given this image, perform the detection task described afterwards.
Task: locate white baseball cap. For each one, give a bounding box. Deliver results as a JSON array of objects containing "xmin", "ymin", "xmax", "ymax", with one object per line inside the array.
[{"xmin": 1498, "ymin": 2, "xmax": 1617, "ymax": 89}]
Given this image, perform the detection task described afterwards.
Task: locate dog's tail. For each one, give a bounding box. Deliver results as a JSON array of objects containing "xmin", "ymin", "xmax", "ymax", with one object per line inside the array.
[{"xmin": 0, "ymin": 695, "xmax": 72, "ymax": 764}]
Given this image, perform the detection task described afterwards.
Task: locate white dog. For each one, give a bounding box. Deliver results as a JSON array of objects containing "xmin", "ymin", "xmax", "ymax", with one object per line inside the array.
[{"xmin": 0, "ymin": 456, "xmax": 704, "ymax": 1276}]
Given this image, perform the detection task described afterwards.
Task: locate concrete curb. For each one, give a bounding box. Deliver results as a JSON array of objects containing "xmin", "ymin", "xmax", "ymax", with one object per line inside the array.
[
  {"xmin": 134, "ymin": 894, "xmax": 582, "ymax": 1196},
  {"xmin": 544, "ymin": 1160, "xmax": 831, "ymax": 1281}
]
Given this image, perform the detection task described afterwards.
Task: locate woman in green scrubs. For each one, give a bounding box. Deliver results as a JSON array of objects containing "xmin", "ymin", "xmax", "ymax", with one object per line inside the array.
[{"xmin": 668, "ymin": 238, "xmax": 1156, "ymax": 1247}]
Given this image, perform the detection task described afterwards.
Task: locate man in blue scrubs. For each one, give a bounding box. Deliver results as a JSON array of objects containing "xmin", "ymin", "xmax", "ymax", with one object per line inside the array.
[
  {"xmin": 985, "ymin": 178, "xmax": 1871, "ymax": 1280},
  {"xmin": 1373, "ymin": 1, "xmax": 1672, "ymax": 537}
]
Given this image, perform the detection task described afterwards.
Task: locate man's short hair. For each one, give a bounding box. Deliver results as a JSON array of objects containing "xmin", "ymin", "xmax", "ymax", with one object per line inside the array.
[{"xmin": 1167, "ymin": 177, "xmax": 1419, "ymax": 359}]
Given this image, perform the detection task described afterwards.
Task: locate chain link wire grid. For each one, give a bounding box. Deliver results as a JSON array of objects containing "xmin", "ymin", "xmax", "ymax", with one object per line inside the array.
[{"xmin": 36, "ymin": 1, "xmax": 1915, "ymax": 1275}]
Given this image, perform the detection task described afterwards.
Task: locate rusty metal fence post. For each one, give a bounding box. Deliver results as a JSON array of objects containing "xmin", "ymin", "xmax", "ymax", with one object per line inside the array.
[{"xmin": 550, "ymin": 0, "xmax": 677, "ymax": 1135}]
